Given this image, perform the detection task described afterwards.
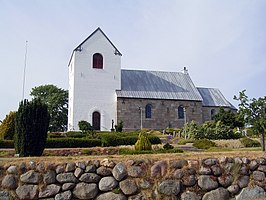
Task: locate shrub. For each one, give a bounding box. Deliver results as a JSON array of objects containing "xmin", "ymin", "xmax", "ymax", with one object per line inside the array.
[
  {"xmin": 0, "ymin": 111, "xmax": 16, "ymax": 140},
  {"xmin": 193, "ymin": 139, "xmax": 216, "ymax": 149},
  {"xmin": 177, "ymin": 138, "xmax": 195, "ymax": 145},
  {"xmin": 163, "ymin": 143, "xmax": 174, "ymax": 150},
  {"xmin": 98, "ymin": 132, "xmax": 161, "ymax": 147},
  {"xmin": 115, "ymin": 121, "xmax": 123, "ymax": 132},
  {"xmin": 78, "ymin": 120, "xmax": 93, "ymax": 133},
  {"xmin": 46, "ymin": 138, "xmax": 101, "ymax": 148},
  {"xmin": 15, "ymin": 99, "xmax": 50, "ymax": 157},
  {"xmin": 148, "ymin": 135, "xmax": 161, "ymax": 144},
  {"xmin": 135, "ymin": 132, "xmax": 152, "ymax": 151},
  {"xmin": 240, "ymin": 137, "xmax": 261, "ymax": 147}
]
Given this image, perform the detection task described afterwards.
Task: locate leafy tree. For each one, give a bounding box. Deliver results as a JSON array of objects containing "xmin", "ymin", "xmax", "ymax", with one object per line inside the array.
[
  {"xmin": 30, "ymin": 84, "xmax": 68, "ymax": 132},
  {"xmin": 15, "ymin": 99, "xmax": 50, "ymax": 156},
  {"xmin": 78, "ymin": 120, "xmax": 94, "ymax": 133},
  {"xmin": 234, "ymin": 90, "xmax": 266, "ymax": 151},
  {"xmin": 0, "ymin": 111, "xmax": 16, "ymax": 140},
  {"xmin": 214, "ymin": 107, "xmax": 244, "ymax": 129}
]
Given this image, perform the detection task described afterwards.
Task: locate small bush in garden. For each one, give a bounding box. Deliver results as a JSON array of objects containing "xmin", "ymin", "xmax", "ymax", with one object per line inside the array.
[
  {"xmin": 115, "ymin": 121, "xmax": 123, "ymax": 132},
  {"xmin": 240, "ymin": 137, "xmax": 261, "ymax": 147},
  {"xmin": 193, "ymin": 139, "xmax": 216, "ymax": 149},
  {"xmin": 163, "ymin": 143, "xmax": 174, "ymax": 150},
  {"xmin": 78, "ymin": 120, "xmax": 94, "ymax": 133},
  {"xmin": 135, "ymin": 132, "xmax": 152, "ymax": 151},
  {"xmin": 0, "ymin": 111, "xmax": 16, "ymax": 140},
  {"xmin": 177, "ymin": 138, "xmax": 195, "ymax": 145}
]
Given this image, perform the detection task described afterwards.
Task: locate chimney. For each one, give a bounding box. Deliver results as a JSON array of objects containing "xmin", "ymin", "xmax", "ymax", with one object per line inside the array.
[{"xmin": 182, "ymin": 67, "xmax": 188, "ymax": 74}]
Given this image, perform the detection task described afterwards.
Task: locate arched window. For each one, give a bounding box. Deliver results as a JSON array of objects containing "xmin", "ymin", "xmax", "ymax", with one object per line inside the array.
[
  {"xmin": 92, "ymin": 111, "xmax": 101, "ymax": 130},
  {"xmin": 145, "ymin": 104, "xmax": 152, "ymax": 118},
  {"xmin": 93, "ymin": 53, "xmax": 103, "ymax": 69},
  {"xmin": 178, "ymin": 106, "xmax": 184, "ymax": 119},
  {"xmin": 211, "ymin": 109, "xmax": 216, "ymax": 120}
]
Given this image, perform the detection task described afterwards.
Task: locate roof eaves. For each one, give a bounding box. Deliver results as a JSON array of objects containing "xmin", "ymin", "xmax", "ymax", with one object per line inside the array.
[{"xmin": 68, "ymin": 27, "xmax": 122, "ymax": 67}]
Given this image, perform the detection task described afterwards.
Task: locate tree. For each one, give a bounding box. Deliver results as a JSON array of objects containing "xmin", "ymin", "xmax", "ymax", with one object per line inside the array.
[
  {"xmin": 214, "ymin": 107, "xmax": 244, "ymax": 129},
  {"xmin": 30, "ymin": 84, "xmax": 68, "ymax": 132},
  {"xmin": 78, "ymin": 120, "xmax": 93, "ymax": 133},
  {"xmin": 15, "ymin": 99, "xmax": 50, "ymax": 156},
  {"xmin": 234, "ymin": 90, "xmax": 266, "ymax": 151},
  {"xmin": 0, "ymin": 111, "xmax": 16, "ymax": 140}
]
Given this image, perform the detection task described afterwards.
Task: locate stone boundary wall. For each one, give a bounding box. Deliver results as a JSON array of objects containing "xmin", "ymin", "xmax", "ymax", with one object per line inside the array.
[{"xmin": 0, "ymin": 157, "xmax": 266, "ymax": 200}]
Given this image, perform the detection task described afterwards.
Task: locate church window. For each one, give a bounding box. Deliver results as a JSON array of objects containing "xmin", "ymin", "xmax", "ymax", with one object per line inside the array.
[
  {"xmin": 178, "ymin": 106, "xmax": 184, "ymax": 119},
  {"xmin": 145, "ymin": 104, "xmax": 152, "ymax": 118},
  {"xmin": 93, "ymin": 53, "xmax": 103, "ymax": 69},
  {"xmin": 211, "ymin": 109, "xmax": 216, "ymax": 120}
]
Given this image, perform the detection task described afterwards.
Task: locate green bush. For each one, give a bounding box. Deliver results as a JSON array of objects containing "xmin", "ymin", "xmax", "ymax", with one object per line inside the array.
[
  {"xmin": 163, "ymin": 143, "xmax": 174, "ymax": 150},
  {"xmin": 46, "ymin": 138, "xmax": 101, "ymax": 148},
  {"xmin": 193, "ymin": 139, "xmax": 216, "ymax": 149},
  {"xmin": 78, "ymin": 120, "xmax": 93, "ymax": 133},
  {"xmin": 177, "ymin": 139, "xmax": 195, "ymax": 145},
  {"xmin": 0, "ymin": 111, "xmax": 16, "ymax": 140},
  {"xmin": 135, "ymin": 132, "xmax": 152, "ymax": 151},
  {"xmin": 147, "ymin": 136, "xmax": 161, "ymax": 144},
  {"xmin": 0, "ymin": 140, "xmax": 14, "ymax": 148},
  {"xmin": 15, "ymin": 99, "xmax": 50, "ymax": 157},
  {"xmin": 115, "ymin": 121, "xmax": 123, "ymax": 132},
  {"xmin": 98, "ymin": 132, "xmax": 161, "ymax": 147},
  {"xmin": 240, "ymin": 137, "xmax": 261, "ymax": 147}
]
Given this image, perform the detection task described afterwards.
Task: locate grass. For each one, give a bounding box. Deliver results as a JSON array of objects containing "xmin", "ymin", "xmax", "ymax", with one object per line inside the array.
[{"xmin": 0, "ymin": 150, "xmax": 265, "ymax": 167}]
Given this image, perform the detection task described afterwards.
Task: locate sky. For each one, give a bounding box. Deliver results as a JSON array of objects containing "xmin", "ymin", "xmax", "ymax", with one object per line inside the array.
[{"xmin": 0, "ymin": 0, "xmax": 266, "ymax": 120}]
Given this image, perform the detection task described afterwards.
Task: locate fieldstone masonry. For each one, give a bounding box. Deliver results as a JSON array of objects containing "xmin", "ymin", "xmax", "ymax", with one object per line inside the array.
[{"xmin": 1, "ymin": 157, "xmax": 266, "ymax": 199}]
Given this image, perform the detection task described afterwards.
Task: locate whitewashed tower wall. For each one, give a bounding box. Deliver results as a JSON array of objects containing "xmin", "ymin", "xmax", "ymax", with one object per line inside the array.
[{"xmin": 68, "ymin": 28, "xmax": 121, "ymax": 131}]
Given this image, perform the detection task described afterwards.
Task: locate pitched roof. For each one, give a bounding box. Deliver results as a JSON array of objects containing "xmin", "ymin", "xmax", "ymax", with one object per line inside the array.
[
  {"xmin": 68, "ymin": 27, "xmax": 122, "ymax": 66},
  {"xmin": 116, "ymin": 69, "xmax": 203, "ymax": 101},
  {"xmin": 197, "ymin": 87, "xmax": 236, "ymax": 109}
]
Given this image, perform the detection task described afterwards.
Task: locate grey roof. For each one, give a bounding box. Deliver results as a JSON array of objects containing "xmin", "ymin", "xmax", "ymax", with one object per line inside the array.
[
  {"xmin": 116, "ymin": 69, "xmax": 203, "ymax": 101},
  {"xmin": 197, "ymin": 87, "xmax": 236, "ymax": 109}
]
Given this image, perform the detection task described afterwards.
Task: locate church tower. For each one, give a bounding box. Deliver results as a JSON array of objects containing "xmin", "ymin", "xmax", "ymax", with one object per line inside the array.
[{"xmin": 68, "ymin": 28, "xmax": 122, "ymax": 131}]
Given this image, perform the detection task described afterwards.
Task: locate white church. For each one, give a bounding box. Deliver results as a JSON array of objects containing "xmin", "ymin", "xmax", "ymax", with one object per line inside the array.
[{"xmin": 68, "ymin": 28, "xmax": 235, "ymax": 132}]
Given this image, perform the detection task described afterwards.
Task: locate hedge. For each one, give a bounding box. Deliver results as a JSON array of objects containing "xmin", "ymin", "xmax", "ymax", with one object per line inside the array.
[
  {"xmin": 99, "ymin": 133, "xmax": 161, "ymax": 147},
  {"xmin": 46, "ymin": 138, "xmax": 101, "ymax": 148}
]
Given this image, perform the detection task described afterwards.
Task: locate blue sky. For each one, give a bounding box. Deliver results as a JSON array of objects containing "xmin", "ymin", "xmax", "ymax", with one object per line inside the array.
[{"xmin": 1, "ymin": 0, "xmax": 266, "ymax": 120}]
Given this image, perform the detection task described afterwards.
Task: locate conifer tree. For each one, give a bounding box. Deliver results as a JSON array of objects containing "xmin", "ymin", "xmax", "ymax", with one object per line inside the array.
[{"xmin": 15, "ymin": 99, "xmax": 50, "ymax": 156}]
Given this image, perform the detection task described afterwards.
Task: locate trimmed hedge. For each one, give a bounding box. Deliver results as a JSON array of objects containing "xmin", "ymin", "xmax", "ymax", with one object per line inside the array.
[
  {"xmin": 45, "ymin": 138, "xmax": 101, "ymax": 148},
  {"xmin": 240, "ymin": 137, "xmax": 261, "ymax": 147},
  {"xmin": 99, "ymin": 132, "xmax": 161, "ymax": 147},
  {"xmin": 0, "ymin": 132, "xmax": 161, "ymax": 148}
]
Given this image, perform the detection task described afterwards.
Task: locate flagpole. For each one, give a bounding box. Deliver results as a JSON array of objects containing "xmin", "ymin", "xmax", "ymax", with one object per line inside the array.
[{"xmin": 22, "ymin": 41, "xmax": 28, "ymax": 101}]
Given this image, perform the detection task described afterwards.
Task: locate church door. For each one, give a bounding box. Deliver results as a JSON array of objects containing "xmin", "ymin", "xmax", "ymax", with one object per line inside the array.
[{"xmin": 92, "ymin": 111, "xmax": 100, "ymax": 130}]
